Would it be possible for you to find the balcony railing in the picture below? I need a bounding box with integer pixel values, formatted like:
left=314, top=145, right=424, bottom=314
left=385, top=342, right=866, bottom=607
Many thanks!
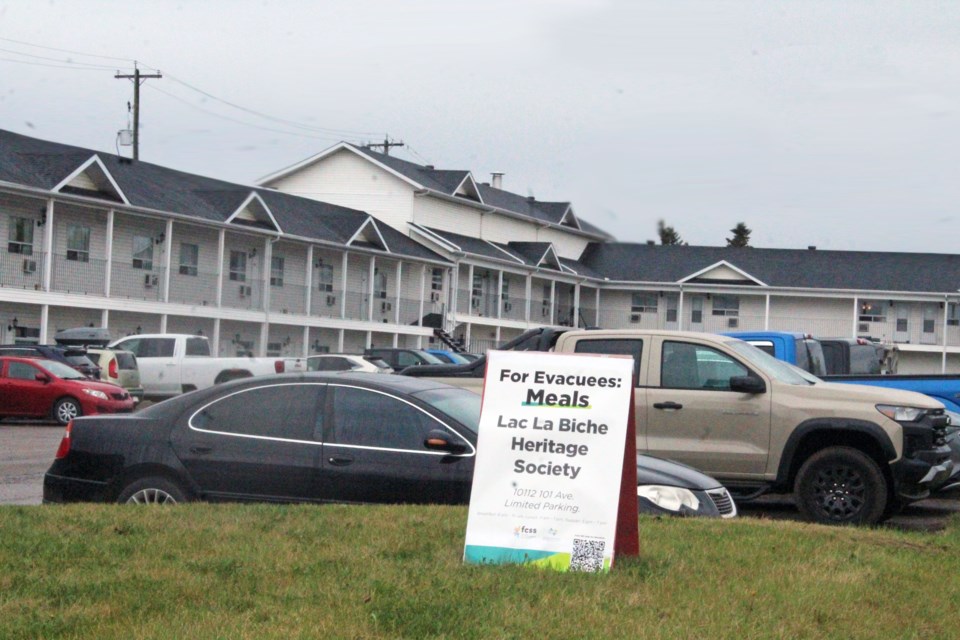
left=168, top=268, right=219, bottom=306
left=51, top=254, right=107, bottom=296
left=269, top=282, right=308, bottom=316
left=111, top=263, right=165, bottom=302
left=310, top=288, right=343, bottom=318
left=222, top=278, right=263, bottom=311
left=0, top=249, right=44, bottom=290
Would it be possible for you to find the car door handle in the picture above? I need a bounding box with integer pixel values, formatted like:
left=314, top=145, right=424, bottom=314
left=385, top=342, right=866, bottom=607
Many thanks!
left=653, top=402, right=683, bottom=410
left=189, top=446, right=212, bottom=455
left=328, top=456, right=354, bottom=466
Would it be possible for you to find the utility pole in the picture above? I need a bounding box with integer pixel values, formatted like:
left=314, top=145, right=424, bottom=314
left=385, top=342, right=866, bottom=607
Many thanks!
left=115, top=63, right=162, bottom=160
left=367, top=135, right=404, bottom=156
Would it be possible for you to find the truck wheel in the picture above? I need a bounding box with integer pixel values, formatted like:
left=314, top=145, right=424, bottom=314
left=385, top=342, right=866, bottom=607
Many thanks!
left=215, top=370, right=252, bottom=384
left=53, top=397, right=82, bottom=425
left=794, top=446, right=887, bottom=525
left=118, top=476, right=190, bottom=504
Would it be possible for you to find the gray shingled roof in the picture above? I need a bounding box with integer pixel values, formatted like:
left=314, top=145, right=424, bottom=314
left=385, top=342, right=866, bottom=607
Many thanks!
left=578, top=244, right=960, bottom=293
left=348, top=143, right=611, bottom=238
left=0, top=129, right=446, bottom=263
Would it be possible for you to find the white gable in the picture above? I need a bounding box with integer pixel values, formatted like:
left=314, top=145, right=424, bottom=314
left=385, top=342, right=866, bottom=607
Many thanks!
left=679, top=260, right=766, bottom=286
left=226, top=192, right=282, bottom=233
left=347, top=217, right=390, bottom=252
left=53, top=155, right=129, bottom=204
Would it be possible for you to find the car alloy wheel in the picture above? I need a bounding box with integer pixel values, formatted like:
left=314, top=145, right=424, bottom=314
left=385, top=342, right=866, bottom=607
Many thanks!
left=118, top=476, right=190, bottom=505
left=53, top=398, right=81, bottom=426
left=126, top=488, right=179, bottom=504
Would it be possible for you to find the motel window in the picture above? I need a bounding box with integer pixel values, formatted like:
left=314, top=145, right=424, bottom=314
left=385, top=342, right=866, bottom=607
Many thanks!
left=179, top=243, right=199, bottom=276
left=66, top=225, right=90, bottom=262
left=132, top=235, right=154, bottom=270
left=7, top=217, right=33, bottom=255
left=229, top=250, right=247, bottom=282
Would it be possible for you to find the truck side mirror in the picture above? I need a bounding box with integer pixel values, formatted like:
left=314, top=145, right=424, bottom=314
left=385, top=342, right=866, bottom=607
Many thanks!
left=730, top=375, right=765, bottom=394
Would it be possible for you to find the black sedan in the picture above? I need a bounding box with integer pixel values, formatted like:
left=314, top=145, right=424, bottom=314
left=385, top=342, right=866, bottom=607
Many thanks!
left=43, top=373, right=736, bottom=518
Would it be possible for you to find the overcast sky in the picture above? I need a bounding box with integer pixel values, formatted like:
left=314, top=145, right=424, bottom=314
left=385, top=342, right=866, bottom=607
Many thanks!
left=2, top=1, right=960, bottom=254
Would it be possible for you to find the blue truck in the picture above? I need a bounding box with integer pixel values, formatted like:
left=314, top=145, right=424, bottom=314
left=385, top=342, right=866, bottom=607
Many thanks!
left=723, top=331, right=827, bottom=376
left=727, top=331, right=960, bottom=413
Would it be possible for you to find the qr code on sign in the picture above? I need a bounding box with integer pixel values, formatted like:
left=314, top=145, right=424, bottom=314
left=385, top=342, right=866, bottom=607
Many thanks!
left=570, top=537, right=605, bottom=572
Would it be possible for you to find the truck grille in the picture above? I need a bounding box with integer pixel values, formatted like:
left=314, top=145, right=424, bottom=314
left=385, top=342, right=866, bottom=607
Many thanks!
left=706, top=488, right=737, bottom=518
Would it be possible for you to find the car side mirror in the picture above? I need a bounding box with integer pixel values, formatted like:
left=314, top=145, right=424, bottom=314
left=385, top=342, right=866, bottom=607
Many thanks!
left=35, top=373, right=51, bottom=383
left=730, top=375, right=765, bottom=394
left=424, top=429, right=467, bottom=454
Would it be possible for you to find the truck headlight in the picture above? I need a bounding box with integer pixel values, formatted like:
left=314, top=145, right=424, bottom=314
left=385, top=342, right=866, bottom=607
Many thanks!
left=82, top=389, right=109, bottom=400
left=876, top=405, right=925, bottom=422
left=637, top=485, right=700, bottom=513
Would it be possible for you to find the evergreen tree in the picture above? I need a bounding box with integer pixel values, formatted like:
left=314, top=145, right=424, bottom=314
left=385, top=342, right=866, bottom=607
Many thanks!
left=657, top=219, right=685, bottom=245
left=726, top=222, right=752, bottom=247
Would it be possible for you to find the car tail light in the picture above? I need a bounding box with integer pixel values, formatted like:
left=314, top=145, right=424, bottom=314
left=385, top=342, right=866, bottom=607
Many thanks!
left=109, top=359, right=119, bottom=379
left=275, top=360, right=285, bottom=373
left=54, top=420, right=73, bottom=459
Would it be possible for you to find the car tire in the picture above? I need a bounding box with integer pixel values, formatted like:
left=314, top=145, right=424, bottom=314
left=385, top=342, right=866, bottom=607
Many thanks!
left=794, top=446, right=887, bottom=525
left=117, top=476, right=190, bottom=505
left=52, top=397, right=82, bottom=426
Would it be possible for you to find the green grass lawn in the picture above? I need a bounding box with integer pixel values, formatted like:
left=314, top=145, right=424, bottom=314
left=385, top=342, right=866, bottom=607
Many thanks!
left=2, top=504, right=959, bottom=639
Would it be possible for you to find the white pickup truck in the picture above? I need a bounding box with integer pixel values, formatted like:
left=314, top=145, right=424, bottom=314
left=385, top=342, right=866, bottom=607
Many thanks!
left=108, top=334, right=287, bottom=400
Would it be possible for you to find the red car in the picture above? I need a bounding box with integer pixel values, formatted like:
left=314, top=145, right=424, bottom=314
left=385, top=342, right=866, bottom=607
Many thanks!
left=0, top=356, right=135, bottom=425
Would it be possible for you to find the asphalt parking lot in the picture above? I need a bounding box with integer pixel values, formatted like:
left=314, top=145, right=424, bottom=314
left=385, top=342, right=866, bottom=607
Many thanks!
left=3, top=421, right=959, bottom=530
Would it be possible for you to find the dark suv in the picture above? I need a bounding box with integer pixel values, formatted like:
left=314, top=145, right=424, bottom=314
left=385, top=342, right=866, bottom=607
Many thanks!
left=0, top=345, right=101, bottom=379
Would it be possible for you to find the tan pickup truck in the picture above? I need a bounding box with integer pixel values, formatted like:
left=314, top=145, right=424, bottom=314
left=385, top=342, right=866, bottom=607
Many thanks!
left=403, top=329, right=952, bottom=525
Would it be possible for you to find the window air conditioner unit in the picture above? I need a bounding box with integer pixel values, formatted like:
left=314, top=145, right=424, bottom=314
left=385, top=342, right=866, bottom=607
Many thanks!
left=727, top=317, right=739, bottom=328
left=144, top=274, right=158, bottom=287
left=326, top=294, right=336, bottom=306
left=239, top=285, right=252, bottom=297
left=381, top=301, right=392, bottom=312
left=22, top=259, right=37, bottom=274
left=630, top=313, right=641, bottom=323
left=858, top=322, right=870, bottom=333
left=430, top=291, right=441, bottom=303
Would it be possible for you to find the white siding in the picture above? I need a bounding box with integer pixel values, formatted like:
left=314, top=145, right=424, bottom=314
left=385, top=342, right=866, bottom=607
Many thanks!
left=414, top=196, right=482, bottom=238
left=537, top=226, right=591, bottom=261
left=268, top=148, right=415, bottom=232
left=768, top=296, right=854, bottom=337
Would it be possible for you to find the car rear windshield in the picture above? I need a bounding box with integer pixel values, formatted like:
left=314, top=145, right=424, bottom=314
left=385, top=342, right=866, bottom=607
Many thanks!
left=363, top=357, right=391, bottom=370
left=64, top=354, right=97, bottom=369
left=114, top=352, right=137, bottom=370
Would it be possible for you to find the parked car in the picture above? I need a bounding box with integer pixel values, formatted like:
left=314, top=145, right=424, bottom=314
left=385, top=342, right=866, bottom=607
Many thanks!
left=85, top=347, right=145, bottom=404
left=0, top=356, right=135, bottom=424
left=0, top=344, right=101, bottom=379
left=43, top=372, right=736, bottom=517
left=424, top=349, right=472, bottom=364
left=363, top=348, right=446, bottom=370
left=303, top=354, right=393, bottom=374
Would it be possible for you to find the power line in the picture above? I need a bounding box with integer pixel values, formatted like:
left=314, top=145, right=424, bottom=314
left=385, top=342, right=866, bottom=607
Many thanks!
left=0, top=36, right=134, bottom=62
left=0, top=46, right=126, bottom=71
left=146, top=83, right=352, bottom=142
left=0, top=56, right=116, bottom=72
left=160, top=72, right=382, bottom=138
left=1, top=36, right=402, bottom=149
